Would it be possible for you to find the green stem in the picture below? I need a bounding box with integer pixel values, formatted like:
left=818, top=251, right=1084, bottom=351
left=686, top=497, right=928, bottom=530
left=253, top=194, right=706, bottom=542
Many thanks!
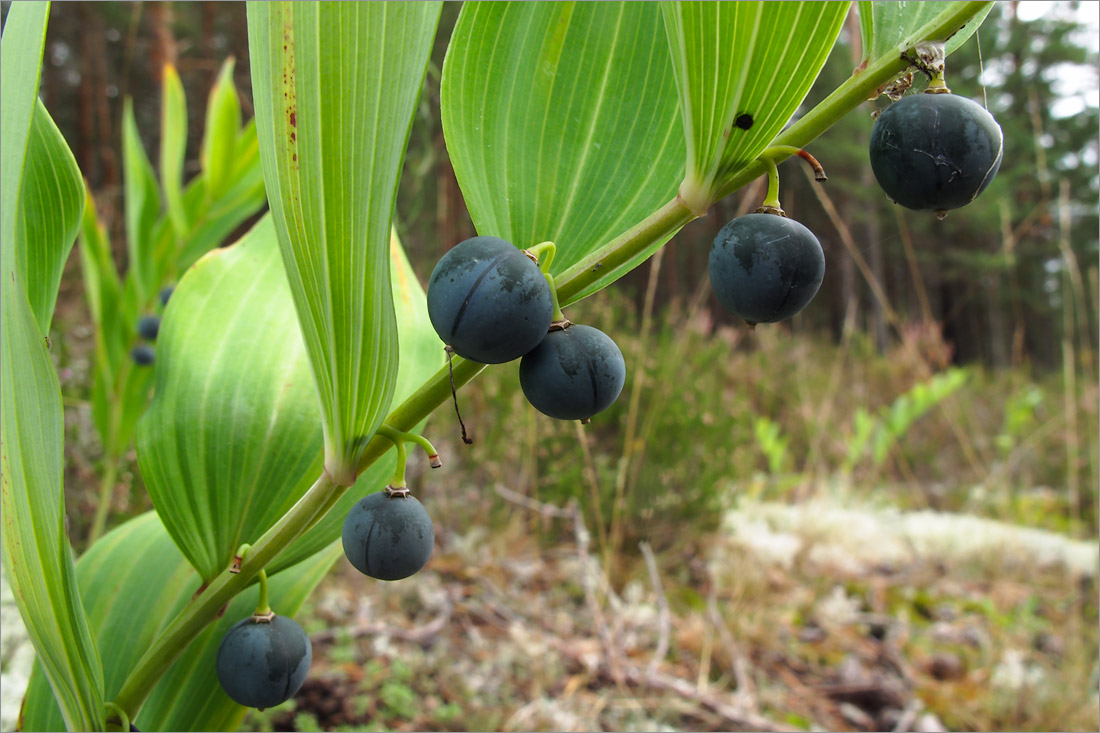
left=527, top=241, right=556, bottom=272
left=390, top=439, right=408, bottom=488
left=254, top=568, right=271, bottom=616
left=760, top=157, right=781, bottom=211
left=107, top=2, right=993, bottom=720
left=545, top=272, right=566, bottom=322
left=232, top=544, right=271, bottom=615
left=375, top=423, right=440, bottom=467
left=87, top=456, right=119, bottom=545
left=104, top=701, right=129, bottom=732
left=556, top=195, right=697, bottom=306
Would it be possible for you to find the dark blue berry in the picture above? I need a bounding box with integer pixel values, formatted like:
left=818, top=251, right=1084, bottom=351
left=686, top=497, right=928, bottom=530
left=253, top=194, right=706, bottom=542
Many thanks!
left=341, top=491, right=434, bottom=581
left=427, top=236, right=553, bottom=364
left=131, top=345, right=156, bottom=366
left=870, top=92, right=1003, bottom=212
left=159, top=285, right=174, bottom=306
left=708, top=213, right=825, bottom=326
left=216, top=614, right=312, bottom=710
left=519, top=324, right=625, bottom=422
left=137, top=315, right=160, bottom=341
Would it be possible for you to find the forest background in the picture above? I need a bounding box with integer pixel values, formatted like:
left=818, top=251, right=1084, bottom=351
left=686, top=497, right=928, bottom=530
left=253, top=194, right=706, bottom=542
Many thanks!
left=2, top=2, right=1098, bottom=732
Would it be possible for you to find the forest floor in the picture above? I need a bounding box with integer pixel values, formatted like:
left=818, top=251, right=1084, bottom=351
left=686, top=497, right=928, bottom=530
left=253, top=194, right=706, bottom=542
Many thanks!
left=235, top=489, right=1098, bottom=733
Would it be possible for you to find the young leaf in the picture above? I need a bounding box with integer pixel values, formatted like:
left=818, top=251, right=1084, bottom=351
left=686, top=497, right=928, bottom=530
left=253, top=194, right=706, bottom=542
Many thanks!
left=122, top=98, right=162, bottom=303
left=160, top=64, right=189, bottom=238
left=248, top=1, right=442, bottom=484
left=857, top=1, right=994, bottom=74
left=77, top=189, right=121, bottom=350
left=15, top=100, right=85, bottom=335
left=661, top=1, right=849, bottom=210
left=19, top=511, right=339, bottom=733
left=441, top=1, right=685, bottom=303
left=200, top=57, right=242, bottom=202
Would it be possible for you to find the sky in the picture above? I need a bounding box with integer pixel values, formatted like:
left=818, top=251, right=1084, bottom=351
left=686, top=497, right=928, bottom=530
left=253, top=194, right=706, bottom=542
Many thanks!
left=1016, top=0, right=1100, bottom=117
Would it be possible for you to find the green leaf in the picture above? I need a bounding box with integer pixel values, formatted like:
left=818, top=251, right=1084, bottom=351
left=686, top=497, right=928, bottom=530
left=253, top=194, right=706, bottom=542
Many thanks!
left=15, top=100, right=85, bottom=335
left=77, top=189, right=122, bottom=349
left=200, top=57, right=242, bottom=202
left=248, top=1, right=442, bottom=483
left=661, top=1, right=850, bottom=208
left=136, top=216, right=444, bottom=581
left=1, top=5, right=106, bottom=729
left=160, top=64, right=189, bottom=238
left=20, top=511, right=340, bottom=733
left=176, top=120, right=267, bottom=275
left=441, top=1, right=685, bottom=303
left=122, top=97, right=162, bottom=303
left=2, top=278, right=106, bottom=733
left=857, top=1, right=994, bottom=73
left=0, top=0, right=49, bottom=256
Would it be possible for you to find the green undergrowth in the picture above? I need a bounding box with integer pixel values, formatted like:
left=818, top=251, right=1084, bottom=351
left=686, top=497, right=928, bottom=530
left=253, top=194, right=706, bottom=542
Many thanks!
left=434, top=289, right=1098, bottom=550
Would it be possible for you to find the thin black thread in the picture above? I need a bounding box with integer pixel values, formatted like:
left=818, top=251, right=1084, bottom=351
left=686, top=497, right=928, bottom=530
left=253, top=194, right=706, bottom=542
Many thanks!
left=446, top=346, right=473, bottom=444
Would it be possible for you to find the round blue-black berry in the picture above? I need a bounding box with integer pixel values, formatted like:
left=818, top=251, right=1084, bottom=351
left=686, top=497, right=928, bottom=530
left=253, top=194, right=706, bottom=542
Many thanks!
left=159, top=285, right=175, bottom=307
left=216, top=614, right=312, bottom=710
left=131, top=344, right=156, bottom=366
left=520, top=324, right=625, bottom=422
left=869, top=92, right=1003, bottom=212
left=341, top=491, right=434, bottom=581
left=708, top=213, right=825, bottom=326
left=137, top=315, right=160, bottom=341
left=427, top=236, right=553, bottom=364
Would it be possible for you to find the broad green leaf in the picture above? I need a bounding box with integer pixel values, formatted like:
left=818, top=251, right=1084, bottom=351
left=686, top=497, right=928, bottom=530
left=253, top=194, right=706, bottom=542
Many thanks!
left=661, top=1, right=850, bottom=208
left=441, top=1, right=685, bottom=303
left=15, top=100, right=85, bottom=335
left=122, top=98, right=162, bottom=303
left=161, top=64, right=189, bottom=237
left=201, top=57, right=243, bottom=203
left=1, top=5, right=105, bottom=730
left=137, top=216, right=444, bottom=581
left=21, top=511, right=340, bottom=733
left=857, top=1, right=995, bottom=74
left=0, top=0, right=48, bottom=255
left=248, top=1, right=442, bottom=483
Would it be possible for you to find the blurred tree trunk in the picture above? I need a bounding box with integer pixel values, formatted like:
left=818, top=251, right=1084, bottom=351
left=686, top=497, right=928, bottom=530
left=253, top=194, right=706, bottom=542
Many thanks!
left=863, top=163, right=887, bottom=352
left=148, top=2, right=178, bottom=76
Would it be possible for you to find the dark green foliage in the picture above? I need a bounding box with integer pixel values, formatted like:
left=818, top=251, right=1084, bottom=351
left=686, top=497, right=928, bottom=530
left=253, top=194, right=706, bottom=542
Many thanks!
left=159, top=285, right=174, bottom=307
left=708, top=213, right=825, bottom=325
left=131, top=345, right=155, bottom=366
left=216, top=614, right=312, bottom=710
left=137, top=315, right=160, bottom=341
left=519, top=324, right=626, bottom=421
left=341, top=491, right=435, bottom=581
left=869, top=92, right=1003, bottom=212
left=427, top=236, right=553, bottom=364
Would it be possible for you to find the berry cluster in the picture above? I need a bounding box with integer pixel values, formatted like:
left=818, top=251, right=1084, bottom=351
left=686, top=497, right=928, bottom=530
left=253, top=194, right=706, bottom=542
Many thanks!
left=130, top=285, right=174, bottom=367
left=427, top=236, right=626, bottom=424
left=213, top=79, right=1001, bottom=715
